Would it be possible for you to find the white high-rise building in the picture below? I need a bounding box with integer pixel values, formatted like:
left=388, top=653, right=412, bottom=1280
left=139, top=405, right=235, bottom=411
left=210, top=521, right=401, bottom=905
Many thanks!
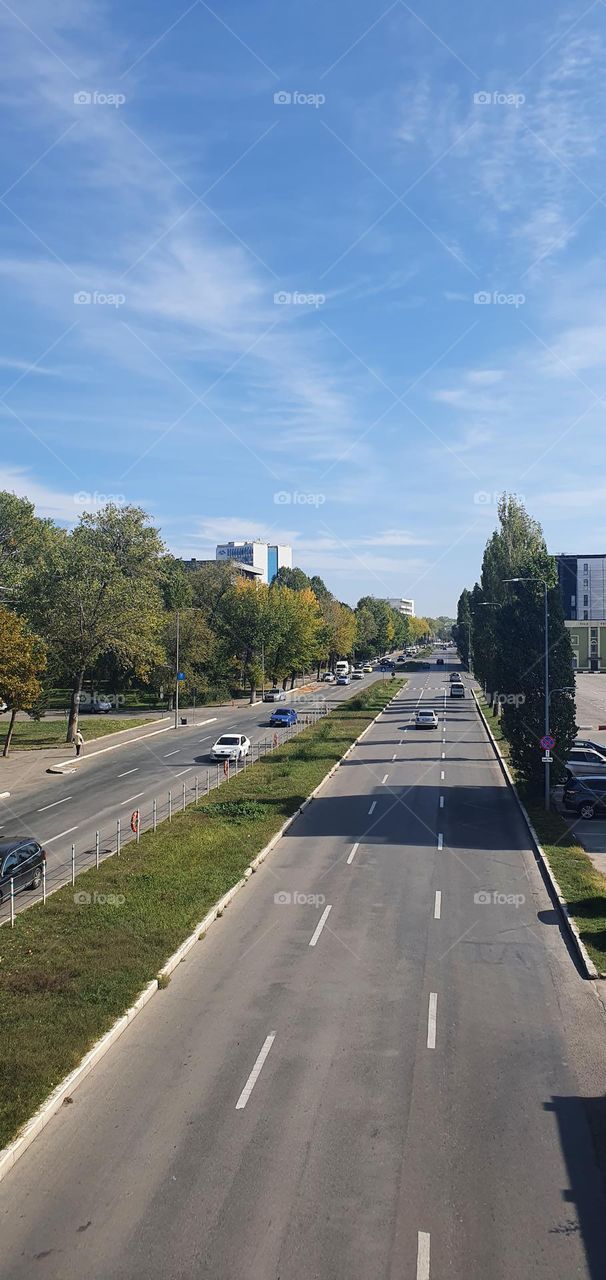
left=215, top=540, right=292, bottom=584
left=388, top=597, right=415, bottom=616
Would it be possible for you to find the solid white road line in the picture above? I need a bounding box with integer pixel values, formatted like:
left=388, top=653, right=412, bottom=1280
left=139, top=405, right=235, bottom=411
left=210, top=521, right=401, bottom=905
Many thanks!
left=368, top=800, right=377, bottom=814
left=439, top=795, right=444, bottom=809
left=45, top=826, right=78, bottom=844
left=427, top=993, right=438, bottom=1049
left=347, top=842, right=359, bottom=865
left=381, top=773, right=389, bottom=784
left=309, top=905, right=332, bottom=947
left=37, top=796, right=72, bottom=812
left=122, top=791, right=145, bottom=805
left=437, top=833, right=443, bottom=850
left=417, top=1230, right=431, bottom=1279
left=117, top=768, right=138, bottom=778
left=235, top=1033, right=276, bottom=1110
left=164, top=749, right=180, bottom=757
left=434, top=891, right=442, bottom=919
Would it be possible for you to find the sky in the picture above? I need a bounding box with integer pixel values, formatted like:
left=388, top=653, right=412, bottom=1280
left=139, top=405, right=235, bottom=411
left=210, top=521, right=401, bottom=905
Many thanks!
left=2, top=0, right=606, bottom=614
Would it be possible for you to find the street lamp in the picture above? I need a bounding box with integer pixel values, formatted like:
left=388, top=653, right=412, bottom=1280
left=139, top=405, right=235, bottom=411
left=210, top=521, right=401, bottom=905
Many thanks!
left=503, top=577, right=550, bottom=810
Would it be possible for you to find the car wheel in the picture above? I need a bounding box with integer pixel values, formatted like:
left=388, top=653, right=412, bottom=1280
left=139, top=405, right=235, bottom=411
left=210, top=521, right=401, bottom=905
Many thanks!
left=579, top=803, right=595, bottom=820
left=28, top=866, right=42, bottom=890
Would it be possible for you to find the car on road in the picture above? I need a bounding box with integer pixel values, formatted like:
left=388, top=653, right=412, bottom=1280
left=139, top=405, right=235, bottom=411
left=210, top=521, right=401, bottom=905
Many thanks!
left=564, top=747, right=606, bottom=779
left=263, top=687, right=285, bottom=702
left=415, top=709, right=438, bottom=728
left=336, top=674, right=350, bottom=685
left=89, top=697, right=113, bottom=714
left=322, top=672, right=336, bottom=683
left=450, top=683, right=465, bottom=699
left=436, top=657, right=444, bottom=665
left=363, top=664, right=373, bottom=673
left=0, top=839, right=46, bottom=903
left=269, top=707, right=297, bottom=727
left=562, top=774, right=606, bottom=819
left=210, top=733, right=251, bottom=761
left=449, top=672, right=463, bottom=683
left=351, top=668, right=364, bottom=679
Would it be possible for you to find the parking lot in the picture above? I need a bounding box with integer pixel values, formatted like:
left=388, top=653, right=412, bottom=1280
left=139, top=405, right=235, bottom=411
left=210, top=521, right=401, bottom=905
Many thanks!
left=553, top=672, right=606, bottom=871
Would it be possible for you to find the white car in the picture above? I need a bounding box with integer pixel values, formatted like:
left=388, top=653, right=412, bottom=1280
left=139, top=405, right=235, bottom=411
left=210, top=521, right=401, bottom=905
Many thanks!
left=210, top=733, right=251, bottom=761
left=89, top=698, right=113, bottom=714
left=415, top=709, right=438, bottom=729
left=351, top=668, right=364, bottom=679
left=0, top=699, right=7, bottom=713
left=263, top=687, right=285, bottom=702
left=322, top=672, right=336, bottom=683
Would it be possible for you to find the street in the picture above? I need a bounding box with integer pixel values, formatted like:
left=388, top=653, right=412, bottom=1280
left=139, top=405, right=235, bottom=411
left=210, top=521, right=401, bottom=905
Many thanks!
left=1, top=656, right=605, bottom=1278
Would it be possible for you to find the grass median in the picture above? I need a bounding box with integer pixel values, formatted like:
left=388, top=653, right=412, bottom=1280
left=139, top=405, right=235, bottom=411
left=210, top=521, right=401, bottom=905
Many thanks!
left=0, top=678, right=403, bottom=1150
left=479, top=694, right=606, bottom=973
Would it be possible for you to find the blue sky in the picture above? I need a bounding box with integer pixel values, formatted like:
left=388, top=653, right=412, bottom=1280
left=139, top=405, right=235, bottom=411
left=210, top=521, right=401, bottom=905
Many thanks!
left=2, top=0, right=606, bottom=613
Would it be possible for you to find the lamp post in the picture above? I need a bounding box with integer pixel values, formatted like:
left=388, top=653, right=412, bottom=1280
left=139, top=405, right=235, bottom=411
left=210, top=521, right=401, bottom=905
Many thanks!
left=174, top=609, right=180, bottom=730
left=504, top=577, right=550, bottom=810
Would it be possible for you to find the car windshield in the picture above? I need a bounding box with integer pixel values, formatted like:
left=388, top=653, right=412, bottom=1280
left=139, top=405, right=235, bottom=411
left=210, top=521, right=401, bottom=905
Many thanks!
left=217, top=736, right=239, bottom=746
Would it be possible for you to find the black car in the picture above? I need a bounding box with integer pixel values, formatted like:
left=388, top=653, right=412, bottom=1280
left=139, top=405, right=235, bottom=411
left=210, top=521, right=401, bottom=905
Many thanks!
left=0, top=838, right=46, bottom=903
left=562, top=775, right=606, bottom=819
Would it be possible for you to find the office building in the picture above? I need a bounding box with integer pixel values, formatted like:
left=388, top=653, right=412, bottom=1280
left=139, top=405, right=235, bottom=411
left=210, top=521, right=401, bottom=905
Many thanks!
left=557, top=554, right=606, bottom=672
left=388, top=597, right=415, bottom=616
left=215, top=540, right=292, bottom=584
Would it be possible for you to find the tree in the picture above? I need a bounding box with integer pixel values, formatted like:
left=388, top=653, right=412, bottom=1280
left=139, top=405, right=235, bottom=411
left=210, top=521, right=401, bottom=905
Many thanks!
left=0, top=607, right=46, bottom=756
left=453, top=589, right=472, bottom=667
left=272, top=565, right=311, bottom=591
left=27, top=505, right=165, bottom=741
left=0, top=491, right=59, bottom=599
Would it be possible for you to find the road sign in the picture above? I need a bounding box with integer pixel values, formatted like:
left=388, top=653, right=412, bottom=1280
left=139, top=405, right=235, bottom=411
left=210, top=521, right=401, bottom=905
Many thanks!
left=540, top=734, right=555, bottom=751
left=177, top=672, right=186, bottom=681
left=542, top=752, right=552, bottom=763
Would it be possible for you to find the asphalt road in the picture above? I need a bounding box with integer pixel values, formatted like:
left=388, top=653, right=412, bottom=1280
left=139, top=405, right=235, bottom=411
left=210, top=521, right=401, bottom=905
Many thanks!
left=0, top=672, right=382, bottom=923
left=1, top=654, right=605, bottom=1278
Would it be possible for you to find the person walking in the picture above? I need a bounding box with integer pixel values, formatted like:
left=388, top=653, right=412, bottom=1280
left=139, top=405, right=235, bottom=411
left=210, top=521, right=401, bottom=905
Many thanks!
left=74, top=728, right=84, bottom=757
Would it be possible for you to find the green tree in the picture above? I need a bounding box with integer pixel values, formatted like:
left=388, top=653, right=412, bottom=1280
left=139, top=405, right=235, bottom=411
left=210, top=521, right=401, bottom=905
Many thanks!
left=0, top=606, right=46, bottom=756
left=0, top=491, right=59, bottom=599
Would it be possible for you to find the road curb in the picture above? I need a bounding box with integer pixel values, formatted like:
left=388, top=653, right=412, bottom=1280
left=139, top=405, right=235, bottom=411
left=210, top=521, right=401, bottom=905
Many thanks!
left=0, top=682, right=401, bottom=1185
left=472, top=689, right=599, bottom=981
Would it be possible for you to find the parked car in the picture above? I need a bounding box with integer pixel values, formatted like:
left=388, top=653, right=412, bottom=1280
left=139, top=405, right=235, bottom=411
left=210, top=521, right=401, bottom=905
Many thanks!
left=450, top=683, right=465, bottom=699
left=351, top=668, right=364, bottom=680
left=270, top=707, right=297, bottom=727
left=322, top=672, right=336, bottom=683
left=0, top=839, right=46, bottom=903
left=210, top=734, right=251, bottom=761
left=264, top=687, right=285, bottom=702
left=436, top=657, right=444, bottom=665
left=415, top=709, right=438, bottom=728
left=336, top=674, right=350, bottom=685
left=564, top=747, right=606, bottom=779
left=89, top=697, right=113, bottom=714
left=0, top=699, right=7, bottom=713
left=574, top=738, right=606, bottom=759
left=562, top=775, right=606, bottom=819
left=449, top=672, right=463, bottom=683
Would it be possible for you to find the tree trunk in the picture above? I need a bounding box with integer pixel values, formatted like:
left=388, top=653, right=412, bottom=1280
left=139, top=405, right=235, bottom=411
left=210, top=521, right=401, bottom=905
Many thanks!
left=3, top=708, right=17, bottom=758
left=249, top=682, right=257, bottom=704
left=67, top=669, right=85, bottom=743
left=290, top=670, right=296, bottom=690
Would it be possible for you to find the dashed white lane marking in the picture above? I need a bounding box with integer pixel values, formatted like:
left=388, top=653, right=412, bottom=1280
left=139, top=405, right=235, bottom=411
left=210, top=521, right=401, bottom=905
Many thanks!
left=347, top=842, right=359, bottom=865
left=199, top=735, right=212, bottom=742
left=117, top=768, right=138, bottom=778
left=38, top=796, right=72, bottom=812
left=309, top=904, right=332, bottom=947
left=198, top=717, right=218, bottom=726
left=381, top=773, right=389, bottom=784
left=434, top=891, right=442, bottom=919
left=439, top=795, right=444, bottom=809
left=437, top=833, right=443, bottom=850
left=235, top=1034, right=276, bottom=1110
left=45, top=826, right=79, bottom=844
left=164, top=749, right=180, bottom=757
left=417, top=1230, right=431, bottom=1278
left=368, top=800, right=377, bottom=814
left=440, top=770, right=444, bottom=780
left=174, top=767, right=192, bottom=777
left=441, top=751, right=445, bottom=759
left=392, top=753, right=397, bottom=761
left=427, top=993, right=438, bottom=1049
left=121, top=791, right=145, bottom=805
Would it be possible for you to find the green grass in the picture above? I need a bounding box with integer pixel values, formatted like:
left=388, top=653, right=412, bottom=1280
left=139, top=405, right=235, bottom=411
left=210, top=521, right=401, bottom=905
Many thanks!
left=478, top=694, right=606, bottom=972
left=0, top=679, right=403, bottom=1149
left=4, top=717, right=159, bottom=751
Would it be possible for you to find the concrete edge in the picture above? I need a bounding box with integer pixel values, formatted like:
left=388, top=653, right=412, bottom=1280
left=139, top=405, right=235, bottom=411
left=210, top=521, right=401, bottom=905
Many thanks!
left=0, top=681, right=401, bottom=1184
left=472, top=688, right=600, bottom=981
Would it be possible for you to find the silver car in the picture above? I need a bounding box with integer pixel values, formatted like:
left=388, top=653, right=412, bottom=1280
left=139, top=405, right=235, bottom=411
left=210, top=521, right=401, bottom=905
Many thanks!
left=564, top=747, right=606, bottom=779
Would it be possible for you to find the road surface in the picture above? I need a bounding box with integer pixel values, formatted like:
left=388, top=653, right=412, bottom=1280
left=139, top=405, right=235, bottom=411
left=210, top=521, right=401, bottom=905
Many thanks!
left=1, top=655, right=605, bottom=1278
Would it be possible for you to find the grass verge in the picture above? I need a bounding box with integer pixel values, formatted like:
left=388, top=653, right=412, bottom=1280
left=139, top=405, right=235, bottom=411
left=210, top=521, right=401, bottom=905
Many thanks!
left=4, top=716, right=159, bottom=751
left=0, top=679, right=403, bottom=1150
left=478, top=693, right=606, bottom=972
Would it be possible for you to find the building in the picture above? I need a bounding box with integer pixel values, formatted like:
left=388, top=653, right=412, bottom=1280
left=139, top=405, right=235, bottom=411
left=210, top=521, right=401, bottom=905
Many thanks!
left=215, top=540, right=292, bottom=585
left=388, top=597, right=415, bottom=616
left=557, top=555, right=606, bottom=671
left=181, top=557, right=262, bottom=581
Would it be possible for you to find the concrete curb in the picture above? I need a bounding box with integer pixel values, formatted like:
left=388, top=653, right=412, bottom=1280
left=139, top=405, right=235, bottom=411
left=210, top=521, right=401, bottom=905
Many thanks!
left=0, top=683, right=401, bottom=1185
left=472, top=688, right=599, bottom=981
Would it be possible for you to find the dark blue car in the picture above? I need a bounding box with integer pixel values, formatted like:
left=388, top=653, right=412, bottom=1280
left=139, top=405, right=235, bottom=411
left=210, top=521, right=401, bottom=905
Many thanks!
left=269, top=707, right=297, bottom=727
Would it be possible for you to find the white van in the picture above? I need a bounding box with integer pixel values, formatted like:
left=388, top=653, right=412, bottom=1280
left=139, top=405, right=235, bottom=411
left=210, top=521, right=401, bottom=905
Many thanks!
left=335, top=660, right=350, bottom=677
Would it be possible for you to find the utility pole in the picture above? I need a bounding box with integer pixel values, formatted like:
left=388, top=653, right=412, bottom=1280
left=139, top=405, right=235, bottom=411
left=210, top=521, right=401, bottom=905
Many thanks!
left=174, top=609, right=180, bottom=730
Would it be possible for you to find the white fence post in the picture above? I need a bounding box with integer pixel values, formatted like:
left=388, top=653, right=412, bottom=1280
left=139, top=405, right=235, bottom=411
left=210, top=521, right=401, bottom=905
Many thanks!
left=71, top=843, right=75, bottom=885
left=10, top=876, right=14, bottom=928
left=43, top=859, right=47, bottom=904
left=117, top=818, right=121, bottom=856
left=182, top=782, right=186, bottom=812
left=195, top=775, right=199, bottom=804
left=153, top=798, right=157, bottom=832
left=95, top=830, right=100, bottom=870
left=168, top=790, right=172, bottom=823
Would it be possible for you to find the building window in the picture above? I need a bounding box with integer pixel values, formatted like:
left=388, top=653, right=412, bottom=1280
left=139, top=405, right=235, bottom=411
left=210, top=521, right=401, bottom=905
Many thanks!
left=584, top=578, right=589, bottom=588
left=584, top=611, right=589, bottom=620
left=584, top=562, right=588, bottom=571
left=584, top=595, right=589, bottom=606
left=591, top=628, right=598, bottom=639
left=570, top=635, right=579, bottom=646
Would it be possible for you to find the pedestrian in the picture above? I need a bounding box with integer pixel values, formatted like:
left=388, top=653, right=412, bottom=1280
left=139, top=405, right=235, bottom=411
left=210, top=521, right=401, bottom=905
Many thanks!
left=74, top=728, right=84, bottom=757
